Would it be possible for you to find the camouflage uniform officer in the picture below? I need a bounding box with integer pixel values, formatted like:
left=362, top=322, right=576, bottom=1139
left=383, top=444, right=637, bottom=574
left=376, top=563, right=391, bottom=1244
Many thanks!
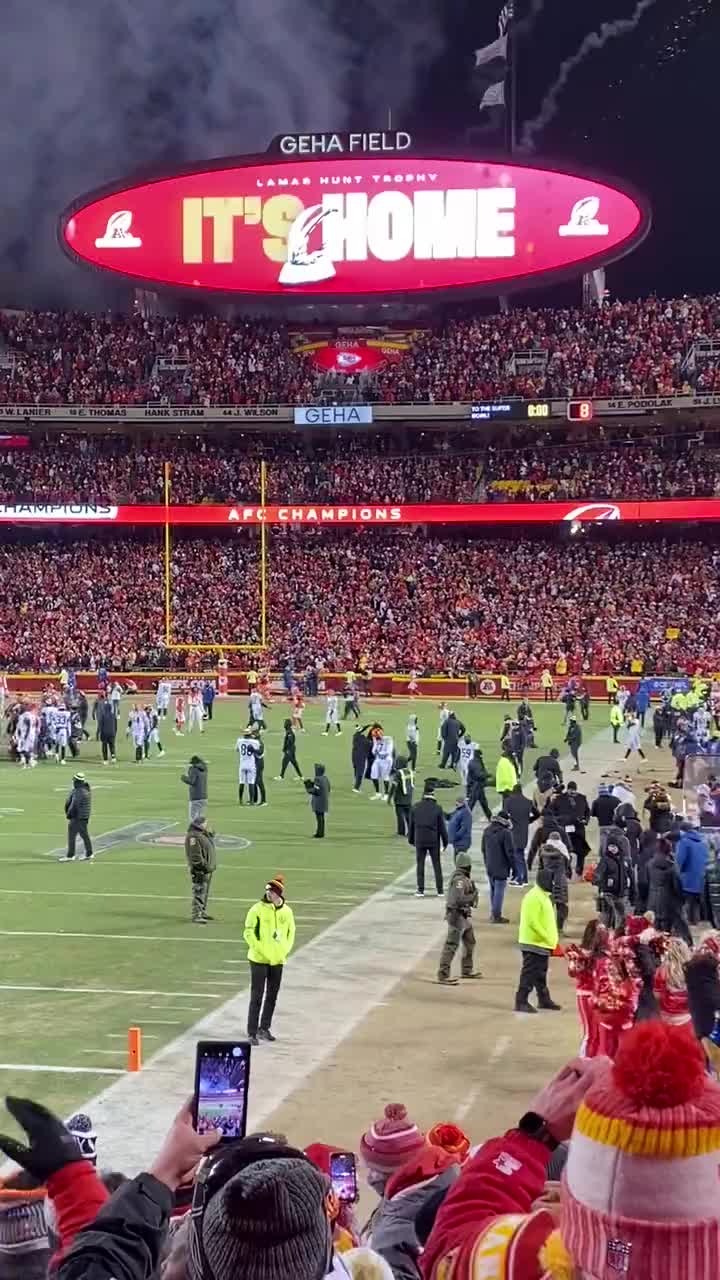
left=184, top=816, right=216, bottom=924
left=437, top=851, right=481, bottom=985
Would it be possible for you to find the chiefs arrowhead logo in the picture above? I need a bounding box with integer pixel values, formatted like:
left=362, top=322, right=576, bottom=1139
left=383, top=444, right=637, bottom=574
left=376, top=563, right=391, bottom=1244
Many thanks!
left=563, top=503, right=622, bottom=522
left=336, top=352, right=362, bottom=368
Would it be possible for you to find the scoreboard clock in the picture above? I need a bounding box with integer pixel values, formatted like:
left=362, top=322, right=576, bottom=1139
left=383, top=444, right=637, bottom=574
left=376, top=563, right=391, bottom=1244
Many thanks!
left=567, top=399, right=594, bottom=421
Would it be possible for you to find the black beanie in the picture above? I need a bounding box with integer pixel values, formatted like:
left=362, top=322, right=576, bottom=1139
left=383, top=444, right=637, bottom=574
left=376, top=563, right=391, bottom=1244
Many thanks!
left=193, top=1156, right=331, bottom=1280
left=537, top=868, right=555, bottom=893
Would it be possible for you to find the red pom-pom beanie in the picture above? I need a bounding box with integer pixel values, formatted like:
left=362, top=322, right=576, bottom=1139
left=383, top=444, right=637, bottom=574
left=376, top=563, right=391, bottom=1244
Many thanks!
left=562, top=1022, right=720, bottom=1279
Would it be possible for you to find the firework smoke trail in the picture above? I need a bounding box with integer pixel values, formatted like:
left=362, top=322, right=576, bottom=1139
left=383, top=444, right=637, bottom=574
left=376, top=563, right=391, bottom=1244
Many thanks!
left=520, top=0, right=658, bottom=149
left=0, top=0, right=442, bottom=304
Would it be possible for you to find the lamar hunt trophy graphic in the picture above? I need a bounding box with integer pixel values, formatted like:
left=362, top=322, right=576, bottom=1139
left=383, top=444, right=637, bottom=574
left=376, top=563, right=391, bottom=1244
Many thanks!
left=94, top=210, right=142, bottom=249
left=278, top=205, right=336, bottom=285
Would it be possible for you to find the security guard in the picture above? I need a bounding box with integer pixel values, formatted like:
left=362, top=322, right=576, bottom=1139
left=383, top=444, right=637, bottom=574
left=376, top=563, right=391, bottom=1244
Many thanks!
left=184, top=815, right=216, bottom=924
left=437, top=851, right=481, bottom=985
left=387, top=754, right=415, bottom=835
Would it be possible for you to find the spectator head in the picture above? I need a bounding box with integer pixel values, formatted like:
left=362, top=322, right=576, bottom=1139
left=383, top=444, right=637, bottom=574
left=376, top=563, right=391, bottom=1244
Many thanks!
left=0, top=1175, right=49, bottom=1280
left=454, top=795, right=467, bottom=809
left=550, top=749, right=560, bottom=760
left=264, top=876, right=285, bottom=906
left=560, top=1022, right=720, bottom=1280
left=187, top=1138, right=333, bottom=1280
left=512, top=783, right=523, bottom=795
left=422, top=780, right=436, bottom=797
left=66, top=1112, right=97, bottom=1166
left=455, top=852, right=472, bottom=872
left=536, top=868, right=554, bottom=893
left=359, top=1103, right=425, bottom=1194
left=567, top=781, right=578, bottom=793
left=425, top=1121, right=470, bottom=1164
left=580, top=918, right=608, bottom=952
left=284, top=718, right=292, bottom=731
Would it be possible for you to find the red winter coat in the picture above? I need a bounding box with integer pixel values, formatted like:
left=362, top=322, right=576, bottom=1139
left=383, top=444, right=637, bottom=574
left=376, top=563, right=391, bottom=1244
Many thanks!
left=420, top=1130, right=555, bottom=1279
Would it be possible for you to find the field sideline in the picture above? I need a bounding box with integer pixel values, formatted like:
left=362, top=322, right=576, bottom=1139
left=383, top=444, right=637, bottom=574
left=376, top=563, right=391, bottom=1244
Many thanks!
left=0, top=694, right=579, bottom=1130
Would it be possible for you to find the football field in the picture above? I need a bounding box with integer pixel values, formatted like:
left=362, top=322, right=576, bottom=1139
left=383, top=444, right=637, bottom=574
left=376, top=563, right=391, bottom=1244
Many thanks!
left=0, top=694, right=572, bottom=1126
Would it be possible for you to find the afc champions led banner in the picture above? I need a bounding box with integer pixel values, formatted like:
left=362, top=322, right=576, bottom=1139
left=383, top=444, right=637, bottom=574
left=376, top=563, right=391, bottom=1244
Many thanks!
left=60, top=156, right=649, bottom=296
left=1, top=498, right=719, bottom=525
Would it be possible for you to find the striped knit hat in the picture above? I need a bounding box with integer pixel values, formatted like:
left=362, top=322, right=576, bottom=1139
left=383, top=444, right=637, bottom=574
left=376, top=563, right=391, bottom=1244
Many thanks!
left=562, top=1021, right=720, bottom=1279
left=360, top=1104, right=425, bottom=1177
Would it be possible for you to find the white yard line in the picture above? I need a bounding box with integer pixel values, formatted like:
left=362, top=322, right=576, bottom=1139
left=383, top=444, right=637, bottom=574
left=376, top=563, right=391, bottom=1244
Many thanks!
left=0, top=888, right=361, bottom=906
left=78, top=860, right=449, bottom=1173
left=0, top=1064, right=125, bottom=1076
left=0, top=985, right=221, bottom=999
left=0, top=930, right=270, bottom=944
left=106, top=1034, right=159, bottom=1041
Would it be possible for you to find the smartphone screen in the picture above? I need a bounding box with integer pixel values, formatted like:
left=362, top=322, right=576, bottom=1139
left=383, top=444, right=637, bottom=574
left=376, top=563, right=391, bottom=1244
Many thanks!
left=329, top=1151, right=358, bottom=1203
left=193, top=1041, right=251, bottom=1143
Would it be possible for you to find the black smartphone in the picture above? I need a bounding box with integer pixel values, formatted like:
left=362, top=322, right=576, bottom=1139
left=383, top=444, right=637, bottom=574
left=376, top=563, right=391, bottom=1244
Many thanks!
left=193, top=1040, right=251, bottom=1144
left=329, top=1151, right=358, bottom=1203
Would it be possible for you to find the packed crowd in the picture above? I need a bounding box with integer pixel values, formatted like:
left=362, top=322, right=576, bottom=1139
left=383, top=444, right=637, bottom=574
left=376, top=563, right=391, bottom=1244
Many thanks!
left=2, top=292, right=720, bottom=407
left=0, top=529, right=717, bottom=674
left=5, top=986, right=720, bottom=1279
left=0, top=424, right=717, bottom=505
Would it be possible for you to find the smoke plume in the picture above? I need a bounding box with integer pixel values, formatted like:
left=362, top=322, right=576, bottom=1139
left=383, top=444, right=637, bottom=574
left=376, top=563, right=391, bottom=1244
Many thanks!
left=0, top=0, right=442, bottom=305
left=520, top=0, right=657, bottom=150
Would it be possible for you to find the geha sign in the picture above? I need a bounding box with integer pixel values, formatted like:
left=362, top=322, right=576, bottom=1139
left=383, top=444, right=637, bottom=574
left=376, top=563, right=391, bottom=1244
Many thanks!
left=61, top=156, right=649, bottom=296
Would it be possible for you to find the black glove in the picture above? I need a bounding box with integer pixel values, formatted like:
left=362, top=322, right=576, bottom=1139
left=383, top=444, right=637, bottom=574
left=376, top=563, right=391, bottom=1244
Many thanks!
left=0, top=1097, right=82, bottom=1181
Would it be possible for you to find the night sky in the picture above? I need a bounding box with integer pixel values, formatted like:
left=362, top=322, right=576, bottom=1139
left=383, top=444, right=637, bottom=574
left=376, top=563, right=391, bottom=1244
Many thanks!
left=421, top=0, right=718, bottom=301
left=0, top=0, right=716, bottom=307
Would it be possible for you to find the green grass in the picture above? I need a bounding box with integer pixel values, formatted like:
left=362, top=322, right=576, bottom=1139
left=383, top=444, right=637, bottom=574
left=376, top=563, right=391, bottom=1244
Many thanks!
left=0, top=695, right=571, bottom=1120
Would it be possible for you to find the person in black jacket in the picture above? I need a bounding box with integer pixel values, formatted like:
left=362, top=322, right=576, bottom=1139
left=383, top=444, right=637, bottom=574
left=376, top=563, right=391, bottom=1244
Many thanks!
left=60, top=774, right=93, bottom=862
left=94, top=692, right=116, bottom=764
left=590, top=786, right=620, bottom=853
left=408, top=782, right=448, bottom=897
left=686, top=940, right=720, bottom=1041
left=528, top=811, right=570, bottom=871
left=552, top=781, right=591, bottom=877
left=351, top=724, right=373, bottom=793
left=481, top=812, right=514, bottom=923
left=533, top=748, right=562, bottom=789
left=276, top=718, right=301, bottom=780
left=502, top=784, right=538, bottom=886
left=706, top=846, right=720, bottom=928
left=564, top=716, right=582, bottom=771
left=594, top=836, right=628, bottom=929
left=647, top=836, right=691, bottom=942
left=387, top=755, right=415, bottom=836
left=466, top=748, right=492, bottom=819
left=643, top=784, right=674, bottom=834
left=653, top=705, right=668, bottom=749
left=634, top=828, right=658, bottom=913
left=439, top=713, right=464, bottom=770
left=251, top=732, right=267, bottom=807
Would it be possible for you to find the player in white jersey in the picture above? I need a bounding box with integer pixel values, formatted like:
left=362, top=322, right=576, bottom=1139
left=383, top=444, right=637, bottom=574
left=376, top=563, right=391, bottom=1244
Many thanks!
left=694, top=704, right=710, bottom=739
left=248, top=690, right=267, bottom=730
left=110, top=682, right=122, bottom=720
left=323, top=692, right=341, bottom=735
left=54, top=705, right=72, bottom=764
left=144, top=705, right=165, bottom=758
left=236, top=732, right=260, bottom=803
left=15, top=707, right=38, bottom=767
left=188, top=686, right=204, bottom=734
left=156, top=679, right=171, bottom=718
left=370, top=734, right=395, bottom=798
left=437, top=703, right=449, bottom=754
left=406, top=714, right=420, bottom=769
left=457, top=733, right=478, bottom=785
left=129, top=705, right=149, bottom=763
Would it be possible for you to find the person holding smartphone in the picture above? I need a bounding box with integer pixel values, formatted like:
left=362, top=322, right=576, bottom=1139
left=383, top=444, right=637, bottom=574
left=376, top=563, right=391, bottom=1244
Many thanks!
left=243, top=875, right=296, bottom=1045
